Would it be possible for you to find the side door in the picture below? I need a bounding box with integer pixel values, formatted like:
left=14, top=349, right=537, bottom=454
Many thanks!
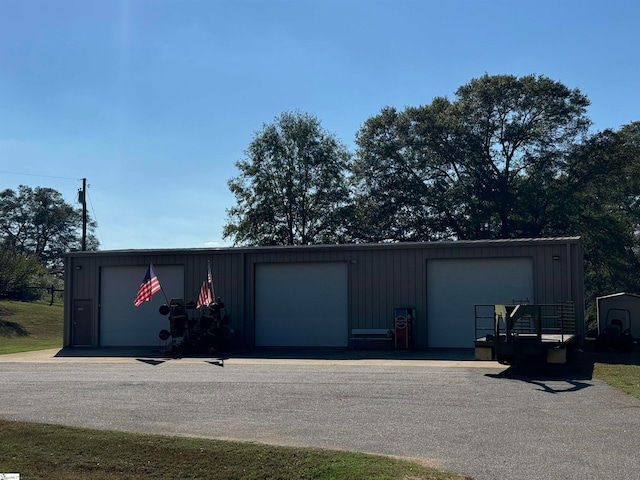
left=72, top=299, right=93, bottom=346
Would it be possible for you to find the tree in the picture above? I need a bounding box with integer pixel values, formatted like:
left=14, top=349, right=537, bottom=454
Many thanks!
left=0, top=185, right=99, bottom=268
left=561, top=122, right=640, bottom=328
left=353, top=74, right=591, bottom=241
left=0, top=246, right=46, bottom=298
left=224, top=111, right=352, bottom=246
left=352, top=100, right=483, bottom=242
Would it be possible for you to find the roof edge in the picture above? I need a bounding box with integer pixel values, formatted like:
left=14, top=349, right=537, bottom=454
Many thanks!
left=64, top=236, right=582, bottom=258
left=597, top=292, right=640, bottom=300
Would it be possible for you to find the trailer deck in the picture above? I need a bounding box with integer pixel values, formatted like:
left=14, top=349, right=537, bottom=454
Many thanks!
left=475, top=333, right=577, bottom=344
left=474, top=303, right=578, bottom=365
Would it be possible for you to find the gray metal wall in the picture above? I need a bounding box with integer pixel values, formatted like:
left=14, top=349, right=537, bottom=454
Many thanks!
left=64, top=238, right=584, bottom=349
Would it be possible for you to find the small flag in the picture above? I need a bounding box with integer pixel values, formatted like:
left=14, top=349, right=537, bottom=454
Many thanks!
left=197, top=280, right=212, bottom=307
left=134, top=263, right=162, bottom=307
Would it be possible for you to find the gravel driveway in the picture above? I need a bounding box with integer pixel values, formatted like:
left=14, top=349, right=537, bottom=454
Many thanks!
left=1, top=350, right=639, bottom=479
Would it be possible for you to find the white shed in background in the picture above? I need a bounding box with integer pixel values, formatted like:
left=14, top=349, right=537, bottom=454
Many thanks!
left=597, top=293, right=640, bottom=340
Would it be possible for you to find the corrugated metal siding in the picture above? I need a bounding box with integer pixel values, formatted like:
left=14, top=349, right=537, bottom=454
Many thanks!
left=64, top=238, right=584, bottom=349
left=342, top=242, right=583, bottom=347
left=65, top=251, right=245, bottom=348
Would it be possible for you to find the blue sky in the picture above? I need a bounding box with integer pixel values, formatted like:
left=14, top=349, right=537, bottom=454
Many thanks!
left=1, top=0, right=638, bottom=250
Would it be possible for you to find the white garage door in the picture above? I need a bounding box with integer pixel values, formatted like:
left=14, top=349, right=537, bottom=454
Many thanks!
left=100, top=265, right=184, bottom=346
left=427, top=258, right=534, bottom=348
left=255, top=263, right=348, bottom=347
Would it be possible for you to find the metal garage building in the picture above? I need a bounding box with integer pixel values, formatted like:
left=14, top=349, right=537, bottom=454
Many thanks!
left=63, top=237, right=584, bottom=350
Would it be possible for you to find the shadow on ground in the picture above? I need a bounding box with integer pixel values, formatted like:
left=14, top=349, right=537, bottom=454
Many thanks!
left=485, top=352, right=596, bottom=393
left=54, top=340, right=640, bottom=374
left=54, top=346, right=477, bottom=361
left=485, top=340, right=640, bottom=393
left=0, top=318, right=29, bottom=337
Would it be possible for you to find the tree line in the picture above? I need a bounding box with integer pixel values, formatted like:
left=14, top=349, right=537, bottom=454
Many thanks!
left=0, top=185, right=98, bottom=300
left=2, top=74, right=637, bottom=326
left=223, top=74, right=640, bottom=328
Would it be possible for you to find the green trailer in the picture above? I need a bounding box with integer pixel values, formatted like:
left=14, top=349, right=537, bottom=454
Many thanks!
left=474, top=303, right=578, bottom=365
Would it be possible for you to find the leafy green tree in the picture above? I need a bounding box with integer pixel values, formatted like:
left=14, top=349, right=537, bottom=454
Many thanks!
left=0, top=246, right=46, bottom=299
left=353, top=74, right=591, bottom=241
left=352, top=100, right=483, bottom=241
left=224, top=111, right=352, bottom=245
left=561, top=122, right=640, bottom=327
left=455, top=74, right=591, bottom=238
left=0, top=185, right=98, bottom=268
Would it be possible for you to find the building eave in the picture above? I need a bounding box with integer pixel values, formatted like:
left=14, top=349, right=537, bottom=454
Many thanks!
left=63, top=236, right=582, bottom=259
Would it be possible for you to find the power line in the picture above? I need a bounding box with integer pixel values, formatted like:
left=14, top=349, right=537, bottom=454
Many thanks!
left=1, top=171, right=105, bottom=247
left=0, top=170, right=80, bottom=181
left=86, top=186, right=105, bottom=248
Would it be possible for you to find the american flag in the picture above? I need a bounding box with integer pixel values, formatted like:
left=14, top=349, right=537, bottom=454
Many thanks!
left=197, top=280, right=212, bottom=307
left=134, top=264, right=162, bottom=307
left=197, top=263, right=215, bottom=307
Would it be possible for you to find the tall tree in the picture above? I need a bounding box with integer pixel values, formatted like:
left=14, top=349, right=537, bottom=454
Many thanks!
left=352, top=100, right=484, bottom=242
left=353, top=74, right=591, bottom=241
left=224, top=111, right=352, bottom=246
left=0, top=185, right=98, bottom=267
left=561, top=122, right=640, bottom=326
left=456, top=74, right=591, bottom=238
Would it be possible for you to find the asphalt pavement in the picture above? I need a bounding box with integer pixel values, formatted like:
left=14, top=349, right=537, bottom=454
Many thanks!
left=1, top=348, right=639, bottom=479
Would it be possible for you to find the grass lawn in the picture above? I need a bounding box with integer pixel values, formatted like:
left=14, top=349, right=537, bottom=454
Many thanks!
left=577, top=339, right=640, bottom=400
left=0, top=300, right=63, bottom=354
left=0, top=419, right=468, bottom=480
left=592, top=360, right=640, bottom=399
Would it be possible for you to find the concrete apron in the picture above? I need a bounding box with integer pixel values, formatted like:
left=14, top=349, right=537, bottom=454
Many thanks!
left=0, top=347, right=507, bottom=368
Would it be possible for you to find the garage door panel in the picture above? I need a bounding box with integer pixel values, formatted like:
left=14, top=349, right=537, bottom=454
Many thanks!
left=427, top=258, right=534, bottom=348
left=256, top=263, right=348, bottom=347
left=100, top=265, right=184, bottom=346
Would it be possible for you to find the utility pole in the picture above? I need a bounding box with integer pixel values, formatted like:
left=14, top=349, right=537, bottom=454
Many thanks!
left=78, top=178, right=87, bottom=251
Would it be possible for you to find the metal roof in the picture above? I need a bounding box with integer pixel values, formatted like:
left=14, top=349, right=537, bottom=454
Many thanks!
left=64, top=236, right=582, bottom=258
left=597, top=292, right=640, bottom=301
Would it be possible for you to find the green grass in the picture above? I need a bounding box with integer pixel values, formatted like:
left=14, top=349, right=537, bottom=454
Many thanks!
left=577, top=339, right=640, bottom=400
left=0, top=300, right=63, bottom=354
left=0, top=419, right=468, bottom=480
left=593, top=362, right=640, bottom=399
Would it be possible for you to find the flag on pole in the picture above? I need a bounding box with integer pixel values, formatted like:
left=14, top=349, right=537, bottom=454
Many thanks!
left=197, top=280, right=212, bottom=307
left=134, top=263, right=162, bottom=307
left=208, top=262, right=216, bottom=300
left=197, top=262, right=215, bottom=307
